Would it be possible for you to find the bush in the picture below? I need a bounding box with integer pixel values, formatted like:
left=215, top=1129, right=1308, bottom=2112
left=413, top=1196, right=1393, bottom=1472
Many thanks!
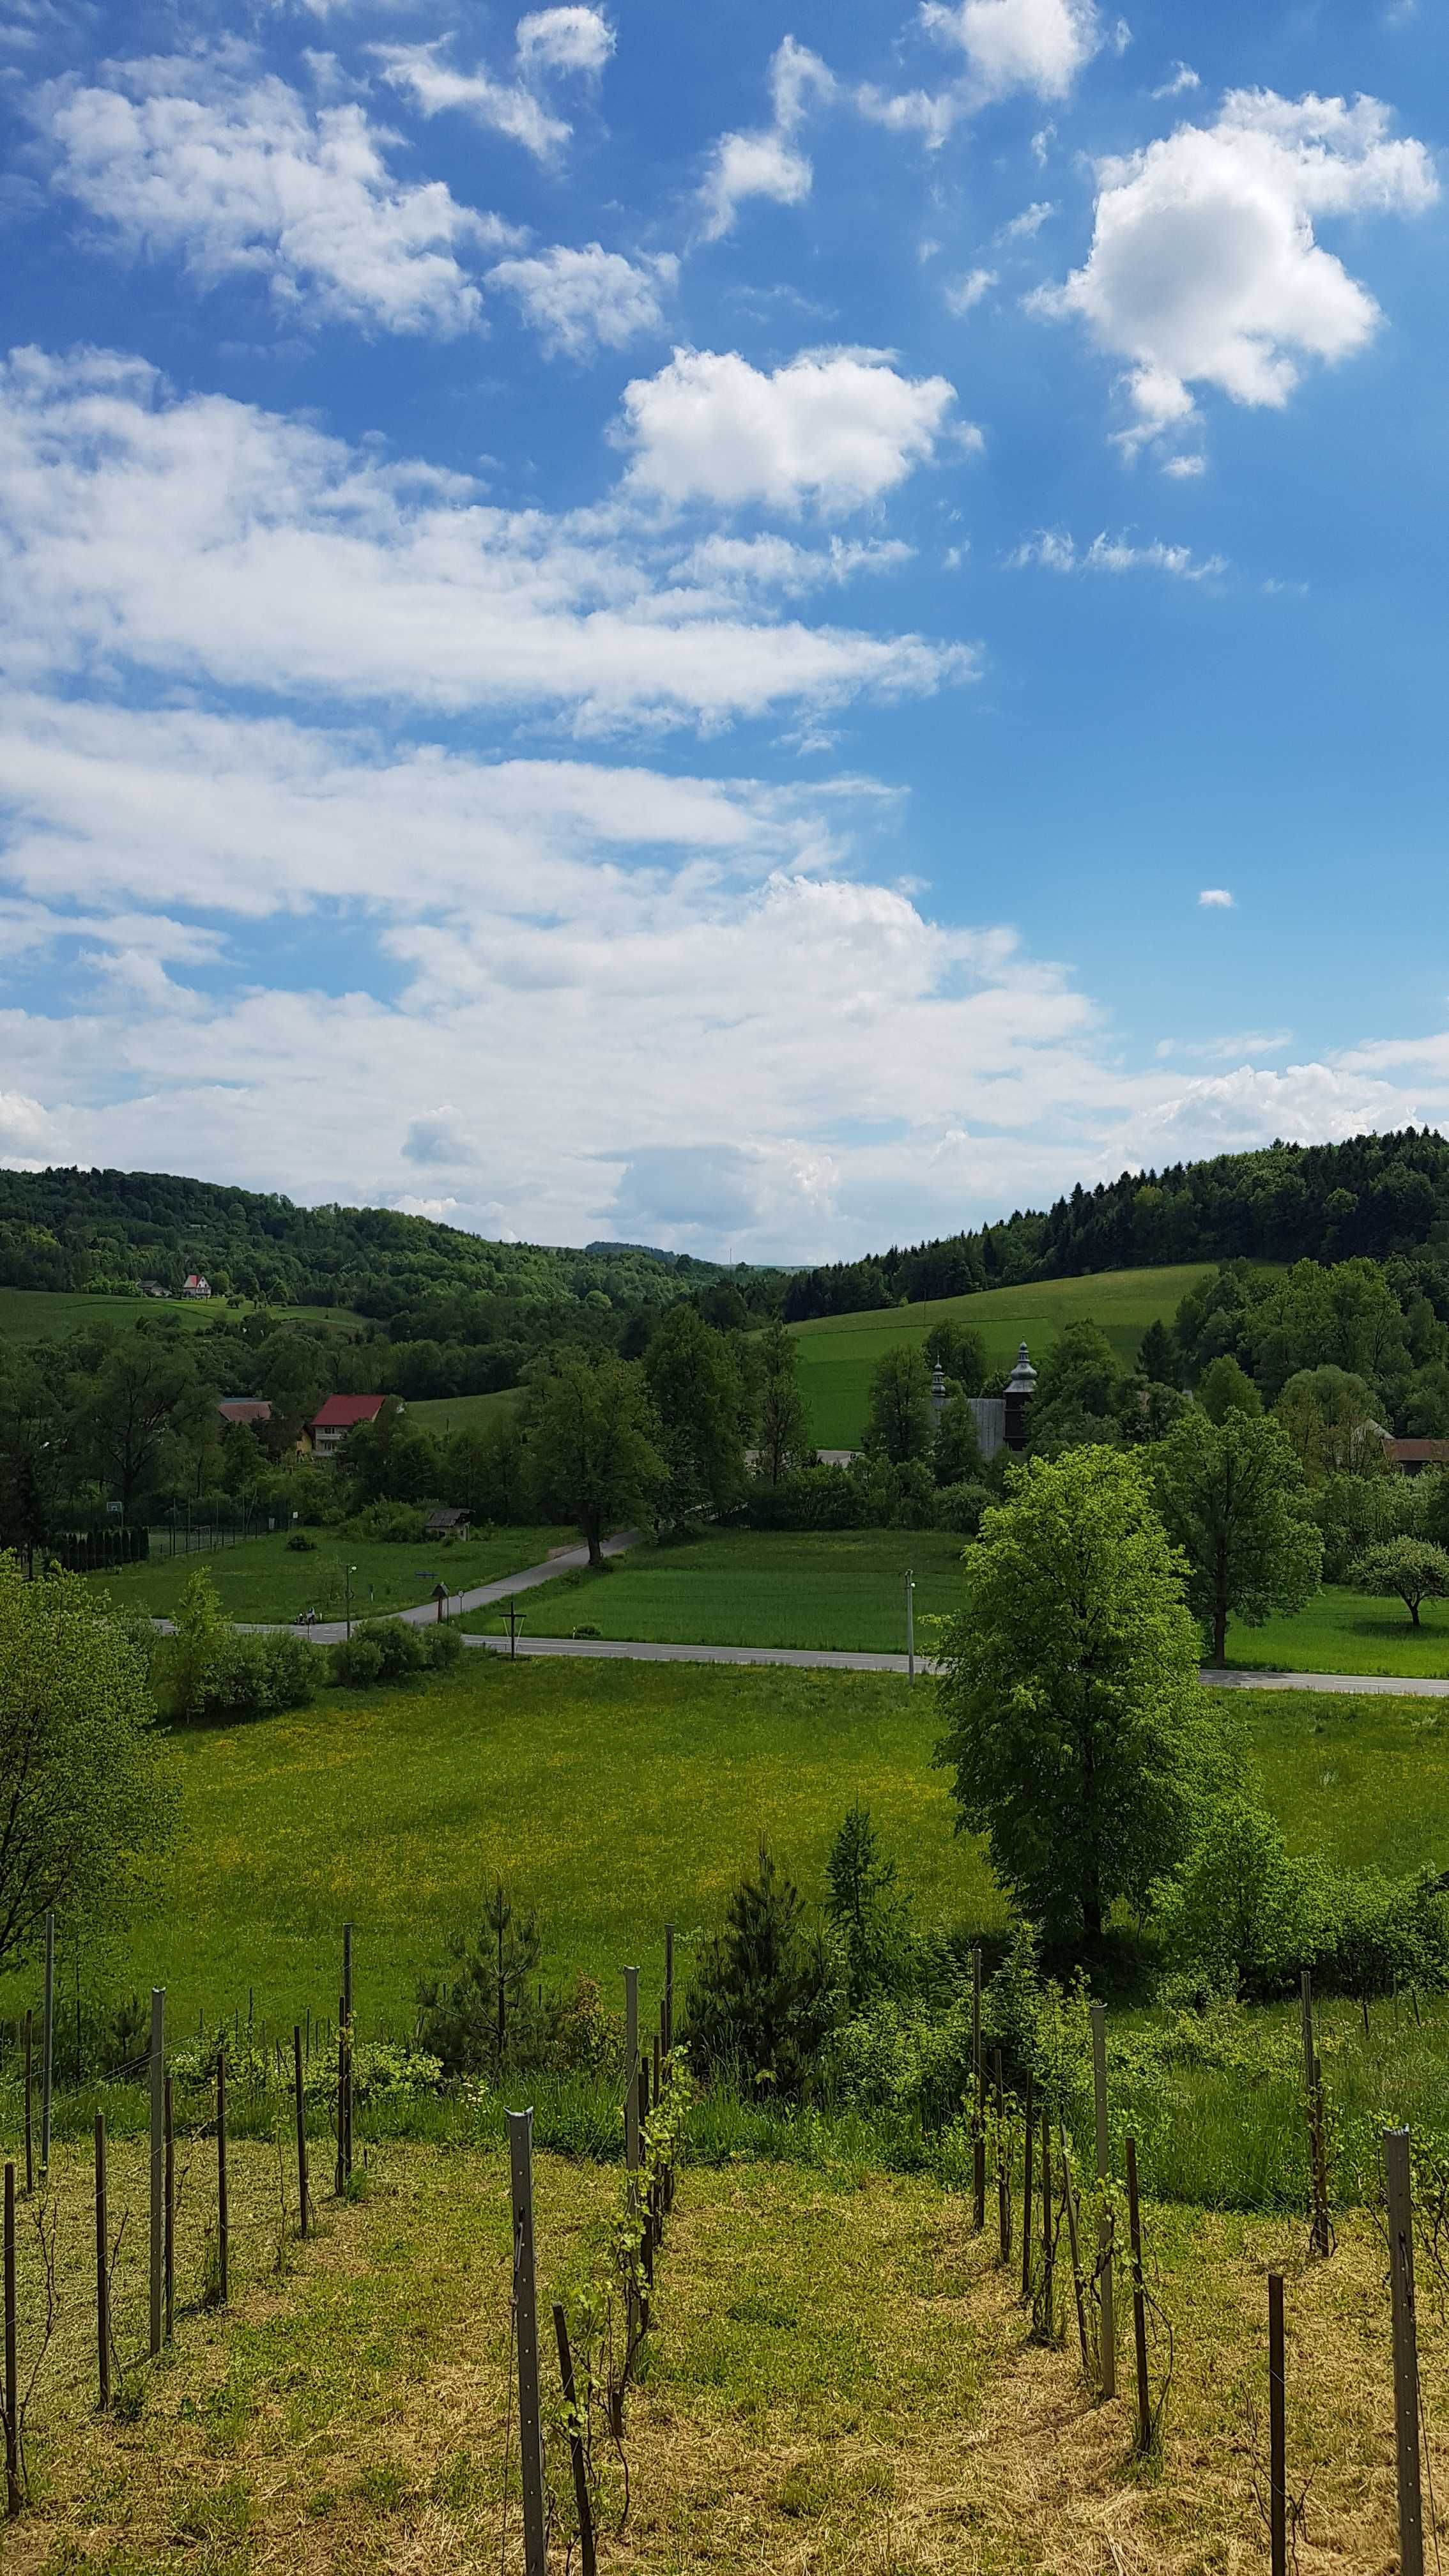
left=1155, top=1795, right=1449, bottom=2000
left=331, top=1617, right=462, bottom=1686
left=349, top=1501, right=426, bottom=1545
left=285, top=1530, right=317, bottom=1553
left=163, top=1571, right=317, bottom=1721
left=934, top=1480, right=992, bottom=1536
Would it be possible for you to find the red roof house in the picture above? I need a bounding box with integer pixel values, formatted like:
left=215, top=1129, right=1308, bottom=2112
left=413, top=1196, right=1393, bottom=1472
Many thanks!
left=218, top=1397, right=272, bottom=1429
left=304, top=1393, right=392, bottom=1460
left=1383, top=1437, right=1449, bottom=1476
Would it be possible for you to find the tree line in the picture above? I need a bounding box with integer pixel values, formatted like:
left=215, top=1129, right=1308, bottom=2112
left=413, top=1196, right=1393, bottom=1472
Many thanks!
left=783, top=1125, right=1449, bottom=1318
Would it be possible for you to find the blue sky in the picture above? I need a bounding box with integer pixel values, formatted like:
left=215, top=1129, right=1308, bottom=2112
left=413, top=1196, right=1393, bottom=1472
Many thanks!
left=1, top=0, right=1446, bottom=1259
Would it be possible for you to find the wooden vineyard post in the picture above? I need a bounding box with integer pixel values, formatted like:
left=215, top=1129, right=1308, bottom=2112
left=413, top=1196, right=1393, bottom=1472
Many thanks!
left=217, top=2053, right=229, bottom=2305
left=971, top=1946, right=985, bottom=2232
left=1061, top=2126, right=1091, bottom=2380
left=553, top=2302, right=597, bottom=2576
left=1021, top=2067, right=1034, bottom=2306
left=41, top=1912, right=54, bottom=2178
left=1091, top=2000, right=1116, bottom=2400
left=95, top=2114, right=111, bottom=2412
left=293, top=2027, right=309, bottom=2239
left=1268, top=2272, right=1286, bottom=2576
left=4, top=2162, right=19, bottom=2518
left=334, top=1995, right=348, bottom=2197
left=22, top=2015, right=32, bottom=2199
left=1384, top=2128, right=1425, bottom=2576
left=994, top=2050, right=1010, bottom=2265
left=507, top=2111, right=548, bottom=2576
left=164, top=2076, right=175, bottom=2345
left=1125, top=2136, right=1151, bottom=2453
left=624, top=1968, right=640, bottom=2177
left=148, top=1988, right=165, bottom=2358
left=1301, top=1971, right=1330, bottom=2258
left=1039, top=2095, right=1054, bottom=2339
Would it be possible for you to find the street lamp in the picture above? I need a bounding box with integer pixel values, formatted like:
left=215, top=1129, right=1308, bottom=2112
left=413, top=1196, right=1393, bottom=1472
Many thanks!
left=345, top=1563, right=357, bottom=1641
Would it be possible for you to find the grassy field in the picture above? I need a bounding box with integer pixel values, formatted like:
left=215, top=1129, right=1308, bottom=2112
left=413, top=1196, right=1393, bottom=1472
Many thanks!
left=0, top=1285, right=367, bottom=1340
left=464, top=1527, right=967, bottom=1650
left=89, top=1523, right=575, bottom=1621
left=789, top=1262, right=1215, bottom=1448
left=9, top=1657, right=1444, bottom=2044
left=3, top=2129, right=1440, bottom=2576
left=406, top=1387, right=521, bottom=1436
left=1228, top=1582, right=1449, bottom=1677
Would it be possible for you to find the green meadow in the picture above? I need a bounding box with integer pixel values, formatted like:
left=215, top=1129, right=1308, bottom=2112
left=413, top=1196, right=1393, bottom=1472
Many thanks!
left=788, top=1262, right=1216, bottom=1447
left=88, top=1523, right=574, bottom=1621
left=19, top=1660, right=1447, bottom=2045
left=1227, top=1582, right=1449, bottom=1678
left=405, top=1387, right=522, bottom=1435
left=464, top=1526, right=967, bottom=1652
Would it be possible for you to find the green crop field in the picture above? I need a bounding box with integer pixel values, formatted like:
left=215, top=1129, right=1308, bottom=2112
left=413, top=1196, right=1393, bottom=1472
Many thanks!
left=88, top=1523, right=574, bottom=1622
left=464, top=1527, right=967, bottom=1651
left=0, top=1286, right=367, bottom=1341
left=406, top=1387, right=521, bottom=1435
left=17, top=1659, right=1444, bottom=2043
left=1227, top=1584, right=1449, bottom=1678
left=789, top=1262, right=1216, bottom=1448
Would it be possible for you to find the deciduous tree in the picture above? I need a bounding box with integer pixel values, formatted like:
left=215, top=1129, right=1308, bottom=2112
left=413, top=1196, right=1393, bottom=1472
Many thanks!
left=1355, top=1536, right=1449, bottom=1629
left=936, top=1448, right=1211, bottom=1945
left=523, top=1351, right=663, bottom=1566
left=0, top=1556, right=171, bottom=1973
left=864, top=1345, right=932, bottom=1464
left=1153, top=1407, right=1322, bottom=1664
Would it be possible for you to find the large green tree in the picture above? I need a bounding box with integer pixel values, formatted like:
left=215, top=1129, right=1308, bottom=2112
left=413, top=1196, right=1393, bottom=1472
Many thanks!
left=924, top=1320, right=987, bottom=1395
left=643, top=1304, right=747, bottom=1524
left=82, top=1337, right=199, bottom=1521
left=1354, top=1537, right=1449, bottom=1629
left=935, top=1448, right=1211, bottom=1945
left=0, top=1556, right=171, bottom=1972
left=1152, top=1407, right=1322, bottom=1665
left=753, top=1319, right=812, bottom=1487
left=864, top=1345, right=932, bottom=1464
left=1274, top=1366, right=1384, bottom=1481
left=523, top=1352, right=663, bottom=1565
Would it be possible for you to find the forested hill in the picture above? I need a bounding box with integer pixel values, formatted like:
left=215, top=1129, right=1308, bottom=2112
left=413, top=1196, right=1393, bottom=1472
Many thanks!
left=784, top=1129, right=1449, bottom=1321
left=0, top=1167, right=760, bottom=1316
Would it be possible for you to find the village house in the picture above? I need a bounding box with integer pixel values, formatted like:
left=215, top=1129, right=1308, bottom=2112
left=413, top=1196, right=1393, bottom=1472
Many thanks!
left=181, top=1273, right=211, bottom=1299
left=217, top=1397, right=272, bottom=1430
left=301, top=1393, right=392, bottom=1461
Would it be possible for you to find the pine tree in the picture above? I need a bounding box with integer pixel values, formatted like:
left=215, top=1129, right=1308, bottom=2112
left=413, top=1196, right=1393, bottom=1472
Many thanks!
left=684, top=1839, right=834, bottom=2093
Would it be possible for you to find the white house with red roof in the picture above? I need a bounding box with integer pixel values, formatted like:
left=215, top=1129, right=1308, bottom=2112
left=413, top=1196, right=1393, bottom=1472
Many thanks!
left=181, top=1272, right=211, bottom=1299
left=302, top=1392, right=392, bottom=1461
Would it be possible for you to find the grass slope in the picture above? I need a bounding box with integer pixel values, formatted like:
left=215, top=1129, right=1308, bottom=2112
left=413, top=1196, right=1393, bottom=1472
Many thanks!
left=789, top=1262, right=1215, bottom=1448
left=405, top=1388, right=521, bottom=1434
left=464, top=1527, right=967, bottom=1652
left=0, top=1286, right=367, bottom=1340
left=28, top=1658, right=1449, bottom=2041
left=89, top=1524, right=574, bottom=1621
left=6, top=2133, right=1436, bottom=2575
left=1228, top=1583, right=1449, bottom=1678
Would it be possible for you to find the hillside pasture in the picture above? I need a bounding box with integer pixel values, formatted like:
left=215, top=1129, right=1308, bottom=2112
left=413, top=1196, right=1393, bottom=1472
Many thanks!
left=788, top=1262, right=1215, bottom=1447
left=0, top=1285, right=368, bottom=1341
left=463, top=1526, right=967, bottom=1652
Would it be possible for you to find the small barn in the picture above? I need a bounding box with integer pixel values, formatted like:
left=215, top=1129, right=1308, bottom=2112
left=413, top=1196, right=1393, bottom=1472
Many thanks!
left=425, top=1506, right=471, bottom=1540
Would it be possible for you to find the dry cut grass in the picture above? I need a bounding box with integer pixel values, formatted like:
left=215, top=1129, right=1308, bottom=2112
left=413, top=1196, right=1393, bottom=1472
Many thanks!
left=6, top=2130, right=1449, bottom=2575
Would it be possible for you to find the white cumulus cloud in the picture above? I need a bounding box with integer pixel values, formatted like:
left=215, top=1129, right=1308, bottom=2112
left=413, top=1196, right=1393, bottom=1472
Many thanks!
left=373, top=43, right=569, bottom=159
left=1198, top=887, right=1234, bottom=907
left=618, top=347, right=961, bottom=513
left=1034, top=88, right=1438, bottom=456
left=486, top=243, right=676, bottom=356
left=0, top=349, right=973, bottom=731
left=921, top=0, right=1103, bottom=102
left=35, top=60, right=515, bottom=334
left=697, top=36, right=833, bottom=240
left=514, top=7, right=614, bottom=75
